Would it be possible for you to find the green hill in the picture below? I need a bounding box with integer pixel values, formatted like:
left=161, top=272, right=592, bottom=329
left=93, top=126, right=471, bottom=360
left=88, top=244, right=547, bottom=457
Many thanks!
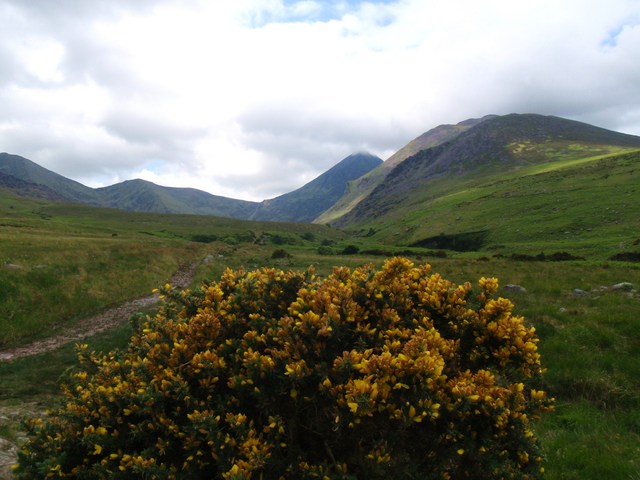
left=97, top=179, right=259, bottom=219
left=331, top=114, right=640, bottom=259
left=0, top=153, right=100, bottom=204
left=1, top=151, right=382, bottom=222
left=0, top=153, right=261, bottom=220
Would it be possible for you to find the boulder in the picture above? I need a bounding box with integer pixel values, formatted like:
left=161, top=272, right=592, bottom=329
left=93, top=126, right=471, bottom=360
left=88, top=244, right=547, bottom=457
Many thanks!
left=503, top=284, right=527, bottom=293
left=612, top=282, right=634, bottom=292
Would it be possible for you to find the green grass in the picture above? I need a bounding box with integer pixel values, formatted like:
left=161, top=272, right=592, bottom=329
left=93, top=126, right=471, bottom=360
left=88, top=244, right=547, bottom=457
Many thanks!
left=0, top=322, right=135, bottom=401
left=424, top=258, right=640, bottom=479
left=0, top=193, right=346, bottom=347
left=357, top=150, right=640, bottom=260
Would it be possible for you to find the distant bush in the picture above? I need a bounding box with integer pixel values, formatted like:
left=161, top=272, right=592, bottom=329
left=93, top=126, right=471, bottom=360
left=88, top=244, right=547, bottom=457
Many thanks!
left=608, top=252, right=640, bottom=262
left=361, top=249, right=447, bottom=259
left=360, top=248, right=394, bottom=256
left=270, top=234, right=286, bottom=245
left=507, top=252, right=585, bottom=262
left=300, top=232, right=315, bottom=242
left=546, top=252, right=584, bottom=262
left=191, top=234, right=218, bottom=243
left=341, top=245, right=360, bottom=255
left=16, top=258, right=552, bottom=479
left=271, top=248, right=291, bottom=259
left=410, top=231, right=489, bottom=252
left=317, top=245, right=335, bottom=255
left=223, top=236, right=239, bottom=245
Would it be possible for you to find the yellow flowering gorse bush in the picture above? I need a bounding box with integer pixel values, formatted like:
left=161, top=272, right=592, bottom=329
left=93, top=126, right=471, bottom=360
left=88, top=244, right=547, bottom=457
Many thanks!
left=16, top=257, right=552, bottom=479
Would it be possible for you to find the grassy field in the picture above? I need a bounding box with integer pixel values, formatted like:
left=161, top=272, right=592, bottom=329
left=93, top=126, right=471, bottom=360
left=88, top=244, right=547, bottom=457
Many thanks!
left=1, top=191, right=639, bottom=478
left=0, top=194, right=346, bottom=347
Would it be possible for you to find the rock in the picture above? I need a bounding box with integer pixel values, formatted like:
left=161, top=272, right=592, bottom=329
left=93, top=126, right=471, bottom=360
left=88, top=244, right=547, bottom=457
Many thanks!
left=612, top=282, right=634, bottom=292
left=504, top=284, right=527, bottom=293
left=0, top=437, right=18, bottom=470
left=572, top=288, right=589, bottom=297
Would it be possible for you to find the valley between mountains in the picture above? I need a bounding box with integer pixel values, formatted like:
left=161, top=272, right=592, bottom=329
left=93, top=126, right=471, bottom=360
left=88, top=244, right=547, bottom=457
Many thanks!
left=2, top=113, right=639, bottom=260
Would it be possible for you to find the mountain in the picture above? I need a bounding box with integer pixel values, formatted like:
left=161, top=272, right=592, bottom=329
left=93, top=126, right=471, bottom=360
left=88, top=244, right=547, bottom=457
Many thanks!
left=329, top=113, right=640, bottom=255
left=314, top=116, right=495, bottom=224
left=250, top=153, right=382, bottom=222
left=97, top=179, right=259, bottom=218
left=332, top=113, right=640, bottom=228
left=0, top=152, right=258, bottom=219
left=5, top=113, right=640, bottom=234
left=0, top=151, right=380, bottom=222
left=0, top=153, right=100, bottom=204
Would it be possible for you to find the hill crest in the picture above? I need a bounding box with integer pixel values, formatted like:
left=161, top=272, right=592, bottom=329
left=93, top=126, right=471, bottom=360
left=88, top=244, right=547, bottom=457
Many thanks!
left=331, top=113, right=640, bottom=232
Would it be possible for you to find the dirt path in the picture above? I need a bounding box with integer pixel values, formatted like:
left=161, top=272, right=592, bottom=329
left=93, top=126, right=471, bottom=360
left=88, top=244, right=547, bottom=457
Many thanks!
left=0, top=261, right=199, bottom=363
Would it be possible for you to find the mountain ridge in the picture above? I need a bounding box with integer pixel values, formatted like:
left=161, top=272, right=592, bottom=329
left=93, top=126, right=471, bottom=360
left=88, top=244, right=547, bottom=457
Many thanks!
left=0, top=151, right=382, bottom=222
left=96, top=179, right=260, bottom=218
left=331, top=113, right=640, bottom=227
left=0, top=153, right=100, bottom=204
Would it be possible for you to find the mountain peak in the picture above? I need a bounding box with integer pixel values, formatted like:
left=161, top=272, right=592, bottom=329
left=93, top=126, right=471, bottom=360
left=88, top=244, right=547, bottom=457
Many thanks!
left=249, top=152, right=382, bottom=222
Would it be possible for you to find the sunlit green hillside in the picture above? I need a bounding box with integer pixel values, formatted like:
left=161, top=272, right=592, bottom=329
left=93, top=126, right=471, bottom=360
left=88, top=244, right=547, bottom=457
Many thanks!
left=347, top=149, right=640, bottom=260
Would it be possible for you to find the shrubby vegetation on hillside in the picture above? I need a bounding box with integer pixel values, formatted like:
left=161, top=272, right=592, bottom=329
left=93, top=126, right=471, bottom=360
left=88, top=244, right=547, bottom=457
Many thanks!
left=15, top=258, right=552, bottom=479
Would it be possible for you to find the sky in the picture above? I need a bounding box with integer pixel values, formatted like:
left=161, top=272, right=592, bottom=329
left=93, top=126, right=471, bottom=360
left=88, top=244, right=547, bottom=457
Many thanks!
left=1, top=0, right=639, bottom=202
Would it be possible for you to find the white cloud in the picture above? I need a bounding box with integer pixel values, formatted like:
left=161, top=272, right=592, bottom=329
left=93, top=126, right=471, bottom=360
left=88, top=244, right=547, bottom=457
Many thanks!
left=0, top=0, right=639, bottom=201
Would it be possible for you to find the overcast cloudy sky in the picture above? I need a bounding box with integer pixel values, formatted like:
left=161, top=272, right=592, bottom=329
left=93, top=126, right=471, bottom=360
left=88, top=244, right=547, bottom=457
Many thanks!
left=1, top=0, right=639, bottom=201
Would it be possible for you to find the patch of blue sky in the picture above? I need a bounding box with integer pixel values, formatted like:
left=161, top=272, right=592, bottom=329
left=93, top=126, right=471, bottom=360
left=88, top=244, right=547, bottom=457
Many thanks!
left=143, top=159, right=165, bottom=173
left=246, top=0, right=400, bottom=27
left=600, top=16, right=639, bottom=47
left=601, top=24, right=625, bottom=47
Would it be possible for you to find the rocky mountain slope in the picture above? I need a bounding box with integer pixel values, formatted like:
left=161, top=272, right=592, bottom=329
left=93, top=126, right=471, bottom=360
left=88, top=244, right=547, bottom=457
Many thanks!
left=331, top=113, right=640, bottom=227
left=314, top=115, right=495, bottom=224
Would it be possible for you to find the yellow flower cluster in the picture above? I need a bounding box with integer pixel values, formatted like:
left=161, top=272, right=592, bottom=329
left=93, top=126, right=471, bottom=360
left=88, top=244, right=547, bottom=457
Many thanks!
left=15, top=257, right=552, bottom=479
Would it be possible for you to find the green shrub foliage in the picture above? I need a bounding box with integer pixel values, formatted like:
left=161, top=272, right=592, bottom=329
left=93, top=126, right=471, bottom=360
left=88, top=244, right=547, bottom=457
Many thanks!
left=15, top=258, right=552, bottom=479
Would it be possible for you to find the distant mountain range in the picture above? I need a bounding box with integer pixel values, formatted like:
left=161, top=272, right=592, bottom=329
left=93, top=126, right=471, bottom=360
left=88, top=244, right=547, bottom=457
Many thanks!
left=2, top=113, right=640, bottom=229
left=0, top=152, right=382, bottom=222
